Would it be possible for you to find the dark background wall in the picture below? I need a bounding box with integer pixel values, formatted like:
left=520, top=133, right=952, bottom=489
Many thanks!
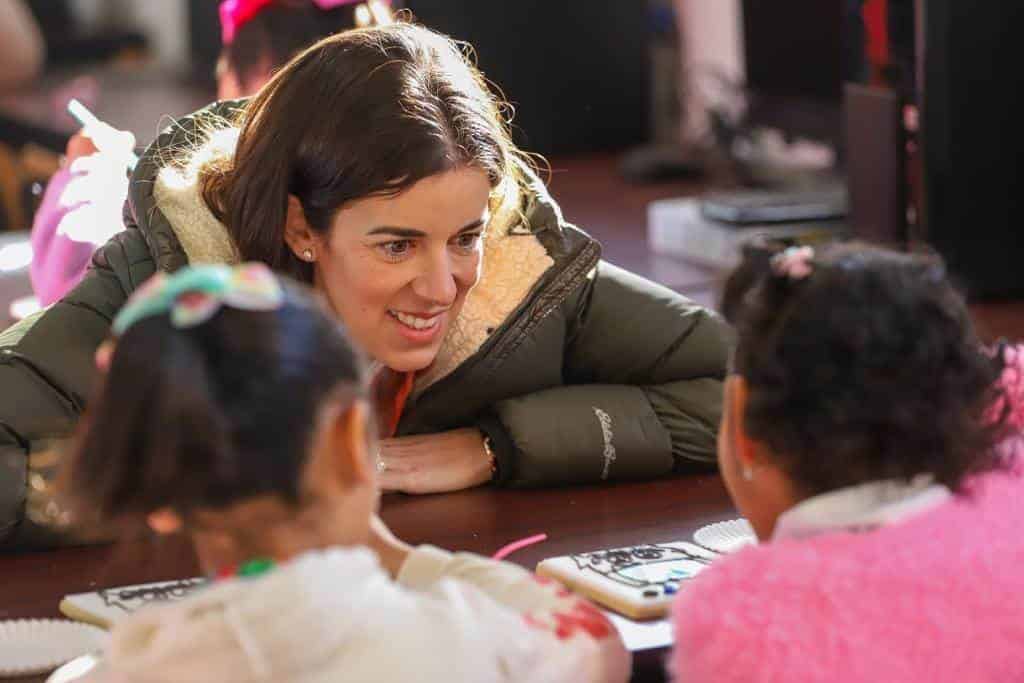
left=189, top=1, right=651, bottom=157
left=406, top=2, right=650, bottom=156
left=922, top=0, right=1024, bottom=298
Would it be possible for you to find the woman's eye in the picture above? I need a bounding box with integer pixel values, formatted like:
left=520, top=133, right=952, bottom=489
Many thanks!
left=379, top=240, right=413, bottom=260
left=454, top=232, right=482, bottom=252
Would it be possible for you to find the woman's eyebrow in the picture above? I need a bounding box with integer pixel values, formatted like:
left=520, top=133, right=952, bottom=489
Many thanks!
left=367, top=218, right=485, bottom=238
left=366, top=226, right=426, bottom=238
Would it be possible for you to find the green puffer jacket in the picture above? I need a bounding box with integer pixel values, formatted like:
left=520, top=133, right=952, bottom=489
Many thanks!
left=0, top=102, right=731, bottom=549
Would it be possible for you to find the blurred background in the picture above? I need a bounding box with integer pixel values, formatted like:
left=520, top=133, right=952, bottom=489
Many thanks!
left=1, top=1, right=1022, bottom=336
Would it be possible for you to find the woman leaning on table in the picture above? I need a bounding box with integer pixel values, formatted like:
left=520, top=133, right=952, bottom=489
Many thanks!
left=0, top=22, right=730, bottom=549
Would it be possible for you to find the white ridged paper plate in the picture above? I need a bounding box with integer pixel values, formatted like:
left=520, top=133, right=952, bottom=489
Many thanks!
left=693, top=519, right=757, bottom=554
left=0, top=619, right=106, bottom=677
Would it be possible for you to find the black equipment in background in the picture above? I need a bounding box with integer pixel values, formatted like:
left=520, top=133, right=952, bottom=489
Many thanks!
left=920, top=0, right=1024, bottom=298
left=740, top=0, right=846, bottom=146
left=844, top=83, right=906, bottom=246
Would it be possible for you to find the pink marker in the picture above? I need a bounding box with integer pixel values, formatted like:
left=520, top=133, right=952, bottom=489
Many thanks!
left=493, top=533, right=548, bottom=561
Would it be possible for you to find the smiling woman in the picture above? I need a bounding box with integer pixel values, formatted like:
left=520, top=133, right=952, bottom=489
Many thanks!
left=0, top=22, right=731, bottom=549
left=301, top=168, right=492, bottom=374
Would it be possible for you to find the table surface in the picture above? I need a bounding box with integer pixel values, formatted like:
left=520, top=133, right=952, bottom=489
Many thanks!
left=0, top=475, right=735, bottom=682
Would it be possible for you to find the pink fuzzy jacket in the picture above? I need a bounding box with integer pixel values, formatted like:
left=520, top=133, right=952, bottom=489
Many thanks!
left=671, top=468, right=1024, bottom=682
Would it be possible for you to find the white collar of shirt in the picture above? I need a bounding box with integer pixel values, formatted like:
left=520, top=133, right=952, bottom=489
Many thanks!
left=772, top=474, right=952, bottom=541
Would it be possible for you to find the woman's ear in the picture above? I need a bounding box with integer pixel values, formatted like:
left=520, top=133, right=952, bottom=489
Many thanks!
left=283, top=195, right=318, bottom=263
left=147, top=508, right=183, bottom=535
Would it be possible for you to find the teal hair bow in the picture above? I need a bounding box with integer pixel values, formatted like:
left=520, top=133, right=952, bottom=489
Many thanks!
left=112, top=263, right=285, bottom=336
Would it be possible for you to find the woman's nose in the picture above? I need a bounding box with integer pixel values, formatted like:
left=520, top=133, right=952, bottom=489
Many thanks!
left=412, top=252, right=459, bottom=307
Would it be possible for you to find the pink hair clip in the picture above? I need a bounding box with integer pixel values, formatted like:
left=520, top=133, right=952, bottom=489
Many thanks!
left=771, top=246, right=815, bottom=281
left=220, top=0, right=390, bottom=45
left=220, top=0, right=272, bottom=46
left=311, top=0, right=374, bottom=7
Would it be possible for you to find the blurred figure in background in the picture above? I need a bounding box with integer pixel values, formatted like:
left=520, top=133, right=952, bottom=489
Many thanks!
left=30, top=0, right=394, bottom=307
left=0, top=0, right=45, bottom=92
left=29, top=122, right=136, bottom=307
left=217, top=0, right=395, bottom=99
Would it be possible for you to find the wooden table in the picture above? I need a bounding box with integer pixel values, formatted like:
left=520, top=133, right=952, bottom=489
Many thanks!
left=0, top=475, right=735, bottom=682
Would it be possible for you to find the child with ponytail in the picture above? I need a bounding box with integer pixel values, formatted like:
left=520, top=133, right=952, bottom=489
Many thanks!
left=62, top=264, right=628, bottom=683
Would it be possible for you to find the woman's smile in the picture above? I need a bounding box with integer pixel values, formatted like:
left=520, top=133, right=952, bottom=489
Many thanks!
left=387, top=308, right=447, bottom=343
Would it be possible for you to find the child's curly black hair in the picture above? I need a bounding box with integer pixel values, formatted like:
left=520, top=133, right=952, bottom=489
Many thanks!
left=723, top=241, right=1007, bottom=497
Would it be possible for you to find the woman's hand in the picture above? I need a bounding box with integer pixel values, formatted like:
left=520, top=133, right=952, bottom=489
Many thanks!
left=377, top=428, right=494, bottom=494
left=367, top=514, right=411, bottom=578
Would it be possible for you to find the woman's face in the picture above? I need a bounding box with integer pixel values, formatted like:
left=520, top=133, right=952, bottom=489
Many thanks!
left=312, top=167, right=491, bottom=373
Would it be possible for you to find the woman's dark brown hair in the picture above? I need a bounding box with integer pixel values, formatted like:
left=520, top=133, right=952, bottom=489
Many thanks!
left=202, top=22, right=524, bottom=283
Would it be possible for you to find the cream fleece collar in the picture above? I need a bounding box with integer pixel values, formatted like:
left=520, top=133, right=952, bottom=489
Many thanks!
left=773, top=475, right=952, bottom=540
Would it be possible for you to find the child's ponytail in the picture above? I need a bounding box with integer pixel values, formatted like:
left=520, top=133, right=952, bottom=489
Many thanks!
left=67, top=321, right=234, bottom=530
left=61, top=265, right=367, bottom=534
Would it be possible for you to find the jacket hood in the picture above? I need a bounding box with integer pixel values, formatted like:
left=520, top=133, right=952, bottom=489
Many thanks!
left=125, top=100, right=247, bottom=273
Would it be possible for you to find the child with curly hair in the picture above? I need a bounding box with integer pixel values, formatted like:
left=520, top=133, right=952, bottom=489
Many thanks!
left=672, top=244, right=1024, bottom=682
